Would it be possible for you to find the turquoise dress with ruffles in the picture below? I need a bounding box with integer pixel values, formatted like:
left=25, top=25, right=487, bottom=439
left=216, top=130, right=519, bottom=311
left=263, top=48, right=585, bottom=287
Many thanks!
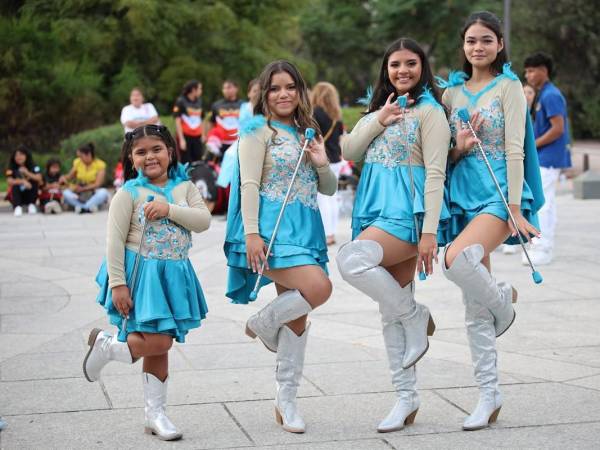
left=437, top=64, right=544, bottom=245
left=95, top=165, right=208, bottom=343
left=351, top=90, right=451, bottom=245
left=224, top=116, right=328, bottom=304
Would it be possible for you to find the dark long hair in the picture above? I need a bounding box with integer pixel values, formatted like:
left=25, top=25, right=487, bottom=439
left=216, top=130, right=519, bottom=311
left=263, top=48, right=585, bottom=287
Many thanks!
left=461, top=11, right=509, bottom=77
left=8, top=145, right=36, bottom=172
left=77, top=142, right=96, bottom=160
left=254, top=60, right=320, bottom=135
left=120, top=125, right=178, bottom=181
left=368, top=38, right=442, bottom=113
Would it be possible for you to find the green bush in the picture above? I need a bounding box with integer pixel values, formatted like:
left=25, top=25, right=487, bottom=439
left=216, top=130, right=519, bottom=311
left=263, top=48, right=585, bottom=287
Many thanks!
left=58, top=117, right=176, bottom=184
left=342, top=106, right=364, bottom=131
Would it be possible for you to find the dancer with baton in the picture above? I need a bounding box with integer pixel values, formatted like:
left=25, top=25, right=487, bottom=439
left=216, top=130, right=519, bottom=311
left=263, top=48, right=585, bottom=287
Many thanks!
left=437, top=11, right=544, bottom=431
left=337, top=38, right=451, bottom=433
left=224, top=60, right=337, bottom=433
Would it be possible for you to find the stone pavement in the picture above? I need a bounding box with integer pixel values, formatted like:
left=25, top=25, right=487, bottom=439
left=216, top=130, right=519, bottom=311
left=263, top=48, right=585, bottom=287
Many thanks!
left=1, top=192, right=600, bottom=449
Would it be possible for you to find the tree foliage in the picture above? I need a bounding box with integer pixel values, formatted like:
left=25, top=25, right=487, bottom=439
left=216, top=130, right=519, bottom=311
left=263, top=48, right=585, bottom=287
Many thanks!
left=1, top=0, right=598, bottom=155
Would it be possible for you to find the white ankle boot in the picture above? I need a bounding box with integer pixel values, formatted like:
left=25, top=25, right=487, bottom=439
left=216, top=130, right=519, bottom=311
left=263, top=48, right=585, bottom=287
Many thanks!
left=377, top=318, right=420, bottom=432
left=83, top=328, right=134, bottom=382
left=463, top=296, right=503, bottom=431
left=337, top=240, right=435, bottom=369
left=442, top=244, right=516, bottom=337
left=274, top=324, right=310, bottom=433
left=246, top=289, right=312, bottom=352
left=143, top=373, right=182, bottom=440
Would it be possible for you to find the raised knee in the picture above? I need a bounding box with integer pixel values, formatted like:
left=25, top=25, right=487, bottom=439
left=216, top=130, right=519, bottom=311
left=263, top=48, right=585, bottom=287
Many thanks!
left=336, top=240, right=383, bottom=280
left=154, top=335, right=173, bottom=354
left=303, top=278, right=332, bottom=307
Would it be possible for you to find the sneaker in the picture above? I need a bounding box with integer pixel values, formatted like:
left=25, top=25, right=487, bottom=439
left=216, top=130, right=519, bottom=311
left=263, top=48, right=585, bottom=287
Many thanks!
left=27, top=204, right=37, bottom=214
left=502, top=244, right=517, bottom=255
left=88, top=204, right=99, bottom=213
left=45, top=200, right=62, bottom=214
left=75, top=205, right=82, bottom=214
left=523, top=249, right=553, bottom=266
left=13, top=206, right=23, bottom=217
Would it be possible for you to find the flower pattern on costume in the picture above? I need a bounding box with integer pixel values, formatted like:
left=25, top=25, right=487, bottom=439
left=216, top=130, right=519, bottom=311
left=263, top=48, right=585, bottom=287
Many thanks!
left=136, top=203, right=192, bottom=260
left=449, top=97, right=506, bottom=162
left=260, top=135, right=319, bottom=209
left=364, top=113, right=420, bottom=168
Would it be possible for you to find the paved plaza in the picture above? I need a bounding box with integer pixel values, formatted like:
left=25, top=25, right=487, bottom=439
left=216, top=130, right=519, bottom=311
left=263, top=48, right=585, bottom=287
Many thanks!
left=1, top=189, right=600, bottom=449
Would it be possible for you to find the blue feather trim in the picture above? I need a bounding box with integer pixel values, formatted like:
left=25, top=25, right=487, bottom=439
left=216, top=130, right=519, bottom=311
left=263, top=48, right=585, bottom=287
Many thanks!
left=417, top=86, right=442, bottom=109
left=502, top=62, right=519, bottom=81
left=239, top=115, right=267, bottom=137
left=356, top=86, right=373, bottom=106
left=122, top=163, right=189, bottom=203
left=435, top=71, right=468, bottom=88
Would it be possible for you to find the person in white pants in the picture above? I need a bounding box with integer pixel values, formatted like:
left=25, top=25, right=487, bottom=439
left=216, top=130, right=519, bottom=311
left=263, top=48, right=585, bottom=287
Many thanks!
left=524, top=52, right=572, bottom=265
left=311, top=82, right=346, bottom=245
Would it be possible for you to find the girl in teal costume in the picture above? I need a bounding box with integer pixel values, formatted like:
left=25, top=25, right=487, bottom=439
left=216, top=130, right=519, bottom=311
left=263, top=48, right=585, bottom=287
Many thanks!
left=224, top=60, right=337, bottom=433
left=83, top=125, right=211, bottom=440
left=337, top=38, right=451, bottom=433
left=438, top=11, right=543, bottom=432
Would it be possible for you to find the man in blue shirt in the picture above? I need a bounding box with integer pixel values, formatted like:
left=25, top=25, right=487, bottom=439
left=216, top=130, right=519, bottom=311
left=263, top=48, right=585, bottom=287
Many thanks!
left=524, top=52, right=571, bottom=265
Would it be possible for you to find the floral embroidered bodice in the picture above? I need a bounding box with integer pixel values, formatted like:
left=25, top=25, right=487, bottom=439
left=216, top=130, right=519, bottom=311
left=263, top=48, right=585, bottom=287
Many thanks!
left=259, top=135, right=319, bottom=209
left=363, top=113, right=420, bottom=168
left=137, top=203, right=192, bottom=260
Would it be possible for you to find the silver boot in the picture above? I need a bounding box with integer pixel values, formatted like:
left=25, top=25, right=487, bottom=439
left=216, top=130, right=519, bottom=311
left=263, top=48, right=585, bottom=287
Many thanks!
left=143, top=373, right=182, bottom=441
left=442, top=244, right=516, bottom=337
left=337, top=240, right=435, bottom=369
left=377, top=318, right=420, bottom=432
left=462, top=298, right=503, bottom=431
left=274, top=324, right=310, bottom=433
left=246, top=289, right=312, bottom=353
left=83, top=328, right=134, bottom=382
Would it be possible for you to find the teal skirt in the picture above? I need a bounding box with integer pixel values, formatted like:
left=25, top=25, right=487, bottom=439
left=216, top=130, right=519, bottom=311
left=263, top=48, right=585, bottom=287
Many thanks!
left=96, top=248, right=208, bottom=343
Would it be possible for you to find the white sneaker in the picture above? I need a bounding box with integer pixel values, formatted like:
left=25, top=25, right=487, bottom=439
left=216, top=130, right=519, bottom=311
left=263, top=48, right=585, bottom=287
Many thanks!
left=523, top=249, right=553, bottom=266
left=88, top=204, right=99, bottom=213
left=502, top=245, right=517, bottom=255
left=75, top=205, right=82, bottom=214
left=27, top=204, right=37, bottom=214
left=13, top=206, right=23, bottom=217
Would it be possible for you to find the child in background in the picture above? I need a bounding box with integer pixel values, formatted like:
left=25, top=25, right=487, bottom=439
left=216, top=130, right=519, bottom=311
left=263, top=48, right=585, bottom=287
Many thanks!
left=40, top=158, right=64, bottom=214
left=5, top=146, right=43, bottom=217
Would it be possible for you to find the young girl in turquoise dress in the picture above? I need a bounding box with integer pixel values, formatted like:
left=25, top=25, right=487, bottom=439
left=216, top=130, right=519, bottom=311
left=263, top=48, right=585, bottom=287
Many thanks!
left=336, top=38, right=451, bottom=433
left=438, top=11, right=542, bottom=431
left=83, top=124, right=211, bottom=441
left=224, top=60, right=337, bottom=433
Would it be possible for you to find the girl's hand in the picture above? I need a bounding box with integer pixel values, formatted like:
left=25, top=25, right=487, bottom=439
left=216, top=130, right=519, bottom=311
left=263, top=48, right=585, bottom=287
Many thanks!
left=455, top=111, right=484, bottom=153
left=144, top=201, right=170, bottom=221
left=112, top=285, right=133, bottom=317
left=179, top=137, right=187, bottom=151
left=59, top=175, right=68, bottom=185
left=22, top=181, right=32, bottom=190
left=508, top=205, right=540, bottom=243
left=246, top=233, right=269, bottom=273
left=416, top=233, right=438, bottom=276
left=376, top=93, right=413, bottom=127
left=305, top=135, right=329, bottom=168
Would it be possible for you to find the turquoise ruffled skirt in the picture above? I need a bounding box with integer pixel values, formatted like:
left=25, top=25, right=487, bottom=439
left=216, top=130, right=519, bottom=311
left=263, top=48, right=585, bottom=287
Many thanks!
left=352, top=163, right=450, bottom=245
left=448, top=155, right=539, bottom=245
left=96, top=248, right=208, bottom=343
left=224, top=162, right=328, bottom=304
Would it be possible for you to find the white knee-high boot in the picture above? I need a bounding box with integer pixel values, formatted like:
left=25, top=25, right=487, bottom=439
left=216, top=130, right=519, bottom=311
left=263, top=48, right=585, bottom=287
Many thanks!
left=377, top=317, right=420, bottom=432
left=274, top=324, right=310, bottom=433
left=143, top=373, right=182, bottom=440
left=462, top=296, right=503, bottom=430
left=83, top=328, right=135, bottom=382
left=246, top=289, right=312, bottom=352
left=337, top=240, right=435, bottom=368
left=442, top=244, right=516, bottom=337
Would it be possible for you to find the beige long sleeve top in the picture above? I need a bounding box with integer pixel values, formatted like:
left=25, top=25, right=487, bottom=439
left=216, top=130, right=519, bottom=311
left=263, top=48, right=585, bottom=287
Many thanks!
left=239, top=123, right=337, bottom=235
left=106, top=180, right=211, bottom=288
left=341, top=102, right=450, bottom=234
left=442, top=75, right=527, bottom=205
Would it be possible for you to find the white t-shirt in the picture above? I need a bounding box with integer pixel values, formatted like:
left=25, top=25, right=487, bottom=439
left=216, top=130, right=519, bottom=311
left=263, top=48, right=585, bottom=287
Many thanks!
left=120, top=103, right=159, bottom=133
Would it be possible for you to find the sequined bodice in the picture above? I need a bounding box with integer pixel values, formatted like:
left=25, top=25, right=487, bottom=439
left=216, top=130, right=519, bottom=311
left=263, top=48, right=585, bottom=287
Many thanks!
left=364, top=113, right=420, bottom=168
left=136, top=204, right=192, bottom=260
